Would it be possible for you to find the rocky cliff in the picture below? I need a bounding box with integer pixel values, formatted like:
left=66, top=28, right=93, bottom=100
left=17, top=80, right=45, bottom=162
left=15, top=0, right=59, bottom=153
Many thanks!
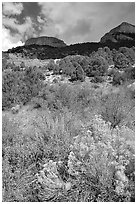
left=100, top=22, right=135, bottom=43
left=25, top=36, right=67, bottom=47
left=6, top=22, right=135, bottom=59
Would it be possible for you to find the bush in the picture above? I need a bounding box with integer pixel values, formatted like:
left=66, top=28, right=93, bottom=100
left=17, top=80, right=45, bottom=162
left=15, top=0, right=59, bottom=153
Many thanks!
left=2, top=66, right=44, bottom=110
left=90, top=75, right=104, bottom=83
left=20, top=61, right=25, bottom=68
left=124, top=65, right=135, bottom=80
left=46, top=61, right=55, bottom=71
left=112, top=71, right=125, bottom=85
left=69, top=62, right=85, bottom=82
left=100, top=92, right=134, bottom=128
left=107, top=68, right=117, bottom=77
left=114, top=53, right=130, bottom=69
left=2, top=84, right=135, bottom=202
left=75, top=65, right=85, bottom=82
left=86, top=56, right=108, bottom=77
left=60, top=58, right=75, bottom=76
left=53, top=64, right=61, bottom=75
left=119, top=47, right=135, bottom=65
left=13, top=65, right=20, bottom=71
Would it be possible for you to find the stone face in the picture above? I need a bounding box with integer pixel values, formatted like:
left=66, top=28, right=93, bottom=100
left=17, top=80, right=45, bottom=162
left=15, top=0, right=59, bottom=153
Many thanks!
left=100, top=22, right=135, bottom=43
left=25, top=36, right=67, bottom=47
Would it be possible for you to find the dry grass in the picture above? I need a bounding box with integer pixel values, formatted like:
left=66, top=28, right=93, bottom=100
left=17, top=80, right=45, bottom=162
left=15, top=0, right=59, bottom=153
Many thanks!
left=8, top=54, right=50, bottom=67
left=2, top=80, right=135, bottom=202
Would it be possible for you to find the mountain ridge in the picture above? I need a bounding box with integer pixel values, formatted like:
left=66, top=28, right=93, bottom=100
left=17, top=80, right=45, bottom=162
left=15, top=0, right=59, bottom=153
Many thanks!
left=5, top=22, right=135, bottom=59
left=100, top=22, right=135, bottom=43
left=25, top=36, right=67, bottom=47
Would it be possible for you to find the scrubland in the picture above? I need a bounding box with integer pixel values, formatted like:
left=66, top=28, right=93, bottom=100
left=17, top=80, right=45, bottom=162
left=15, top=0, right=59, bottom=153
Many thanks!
left=2, top=83, right=135, bottom=202
left=2, top=46, right=135, bottom=202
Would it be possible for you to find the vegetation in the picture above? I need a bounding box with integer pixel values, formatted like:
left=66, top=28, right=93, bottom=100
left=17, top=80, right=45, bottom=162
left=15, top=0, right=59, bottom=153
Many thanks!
left=2, top=44, right=135, bottom=202
left=2, top=66, right=45, bottom=110
left=5, top=37, right=135, bottom=60
left=2, top=84, right=135, bottom=201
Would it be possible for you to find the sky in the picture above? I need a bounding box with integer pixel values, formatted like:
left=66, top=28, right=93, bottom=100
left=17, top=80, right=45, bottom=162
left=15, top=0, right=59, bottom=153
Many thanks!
left=2, top=2, right=135, bottom=51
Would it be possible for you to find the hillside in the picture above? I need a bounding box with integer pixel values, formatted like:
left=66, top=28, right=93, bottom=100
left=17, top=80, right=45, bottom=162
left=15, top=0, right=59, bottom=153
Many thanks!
left=2, top=21, right=135, bottom=202
left=5, top=22, right=135, bottom=60
left=100, top=22, right=135, bottom=43
left=25, top=36, right=67, bottom=47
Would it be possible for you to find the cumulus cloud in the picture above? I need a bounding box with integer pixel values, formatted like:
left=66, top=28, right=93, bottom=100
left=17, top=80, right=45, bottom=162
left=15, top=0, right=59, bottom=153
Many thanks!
left=2, top=2, right=37, bottom=50
left=38, top=2, right=135, bottom=44
left=3, top=16, right=36, bottom=40
left=2, top=2, right=36, bottom=50
left=2, top=27, right=24, bottom=51
left=2, top=2, right=135, bottom=50
left=3, top=2, right=23, bottom=16
left=2, top=16, right=35, bottom=50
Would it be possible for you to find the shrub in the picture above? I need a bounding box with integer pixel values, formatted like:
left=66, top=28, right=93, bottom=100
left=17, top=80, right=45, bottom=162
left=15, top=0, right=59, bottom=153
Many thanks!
left=112, top=71, right=125, bottom=85
left=46, top=61, right=55, bottom=71
left=114, top=53, right=130, bottom=69
left=53, top=64, right=60, bottom=75
left=124, top=65, right=135, bottom=80
left=2, top=58, right=9, bottom=71
left=75, top=65, right=85, bottom=82
left=100, top=92, right=134, bottom=128
left=52, top=78, right=58, bottom=83
left=13, top=65, right=20, bottom=71
left=30, top=97, right=46, bottom=109
left=119, top=47, right=135, bottom=65
left=35, top=114, right=134, bottom=202
left=2, top=66, right=44, bottom=110
left=69, top=62, right=85, bottom=82
left=2, top=94, right=135, bottom=202
left=20, top=61, right=25, bottom=68
left=86, top=56, right=108, bottom=77
left=107, top=68, right=117, bottom=77
left=90, top=75, right=104, bottom=83
left=60, top=58, right=75, bottom=76
left=78, top=57, right=90, bottom=72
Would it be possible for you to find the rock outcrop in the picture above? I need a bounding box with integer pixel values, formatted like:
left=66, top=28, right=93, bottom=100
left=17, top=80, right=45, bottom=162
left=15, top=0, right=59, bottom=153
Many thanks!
left=6, top=22, right=135, bottom=59
left=100, top=22, right=135, bottom=44
left=25, top=36, right=67, bottom=47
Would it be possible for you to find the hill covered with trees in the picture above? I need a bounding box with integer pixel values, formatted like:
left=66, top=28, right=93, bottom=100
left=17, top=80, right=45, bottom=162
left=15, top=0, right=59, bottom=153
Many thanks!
left=4, top=22, right=135, bottom=60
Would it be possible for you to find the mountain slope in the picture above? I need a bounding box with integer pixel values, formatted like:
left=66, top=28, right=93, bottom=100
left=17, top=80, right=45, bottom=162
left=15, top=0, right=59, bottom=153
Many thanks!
left=25, top=36, right=67, bottom=47
left=100, top=22, right=135, bottom=43
left=5, top=22, right=135, bottom=60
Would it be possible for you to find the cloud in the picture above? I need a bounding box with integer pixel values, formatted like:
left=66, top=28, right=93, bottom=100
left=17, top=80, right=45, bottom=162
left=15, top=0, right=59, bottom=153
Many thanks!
left=2, top=3, right=38, bottom=50
left=2, top=2, right=25, bottom=50
left=38, top=2, right=135, bottom=44
left=3, top=15, right=36, bottom=38
left=62, top=19, right=93, bottom=44
left=2, top=27, right=24, bottom=51
left=3, top=2, right=23, bottom=16
left=2, top=11, right=37, bottom=50
left=2, top=2, right=135, bottom=50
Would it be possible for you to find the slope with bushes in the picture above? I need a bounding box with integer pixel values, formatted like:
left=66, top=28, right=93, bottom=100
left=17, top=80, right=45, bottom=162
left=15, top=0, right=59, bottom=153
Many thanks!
left=2, top=31, right=135, bottom=202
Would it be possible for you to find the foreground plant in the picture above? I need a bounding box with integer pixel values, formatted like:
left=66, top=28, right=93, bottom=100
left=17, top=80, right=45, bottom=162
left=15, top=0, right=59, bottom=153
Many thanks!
left=35, top=115, right=134, bottom=202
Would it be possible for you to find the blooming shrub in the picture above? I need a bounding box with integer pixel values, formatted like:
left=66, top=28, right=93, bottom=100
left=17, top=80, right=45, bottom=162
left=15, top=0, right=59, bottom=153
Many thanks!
left=2, top=80, right=134, bottom=202
left=34, top=114, right=134, bottom=202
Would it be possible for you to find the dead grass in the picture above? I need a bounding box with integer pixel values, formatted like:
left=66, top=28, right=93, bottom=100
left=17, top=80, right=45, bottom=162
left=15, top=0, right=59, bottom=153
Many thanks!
left=2, top=80, right=135, bottom=201
left=8, top=54, right=50, bottom=67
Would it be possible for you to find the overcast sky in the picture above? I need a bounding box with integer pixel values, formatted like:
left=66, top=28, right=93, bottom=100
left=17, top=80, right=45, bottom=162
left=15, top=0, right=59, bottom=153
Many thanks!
left=2, top=2, right=135, bottom=51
